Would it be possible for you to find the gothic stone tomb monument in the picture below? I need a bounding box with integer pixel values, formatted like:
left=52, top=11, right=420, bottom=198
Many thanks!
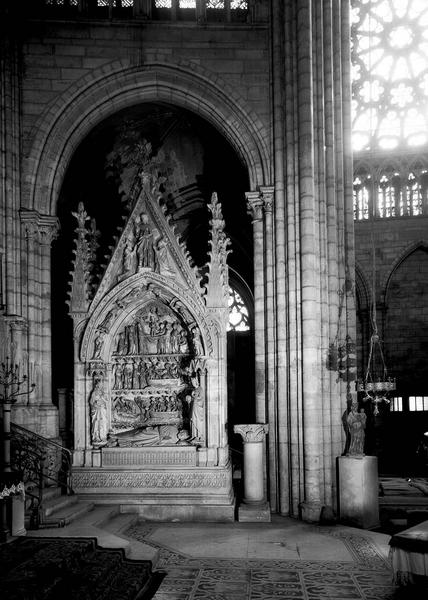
left=68, top=176, right=234, bottom=520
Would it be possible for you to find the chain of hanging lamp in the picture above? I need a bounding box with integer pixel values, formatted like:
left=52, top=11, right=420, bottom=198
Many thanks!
left=355, top=0, right=396, bottom=416
left=356, top=240, right=396, bottom=414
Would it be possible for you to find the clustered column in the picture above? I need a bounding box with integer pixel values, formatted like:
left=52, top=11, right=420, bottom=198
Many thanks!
left=267, top=0, right=356, bottom=520
left=19, top=210, right=60, bottom=438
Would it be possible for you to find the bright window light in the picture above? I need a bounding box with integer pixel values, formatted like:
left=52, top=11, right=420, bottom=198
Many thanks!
left=352, top=0, right=428, bottom=151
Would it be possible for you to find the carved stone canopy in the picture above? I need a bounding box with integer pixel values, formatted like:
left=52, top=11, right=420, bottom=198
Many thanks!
left=234, top=424, right=269, bottom=443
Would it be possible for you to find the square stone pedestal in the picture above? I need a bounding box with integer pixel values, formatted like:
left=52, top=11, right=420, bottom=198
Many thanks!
left=237, top=502, right=271, bottom=522
left=338, top=455, right=379, bottom=529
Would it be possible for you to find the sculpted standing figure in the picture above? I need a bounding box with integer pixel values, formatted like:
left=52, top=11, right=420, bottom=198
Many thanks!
left=135, top=213, right=158, bottom=271
left=124, top=362, right=134, bottom=389
left=92, top=332, right=104, bottom=359
left=114, top=362, right=123, bottom=389
left=191, top=328, right=203, bottom=355
left=186, top=386, right=205, bottom=442
left=117, top=330, right=127, bottom=355
left=89, top=378, right=108, bottom=446
left=123, top=239, right=135, bottom=274
left=347, top=406, right=367, bottom=456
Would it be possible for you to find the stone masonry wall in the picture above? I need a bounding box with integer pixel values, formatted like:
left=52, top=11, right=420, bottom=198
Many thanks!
left=355, top=215, right=428, bottom=392
left=21, top=19, right=270, bottom=163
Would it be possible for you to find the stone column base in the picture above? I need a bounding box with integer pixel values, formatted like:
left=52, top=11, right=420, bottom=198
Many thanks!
left=300, top=501, right=323, bottom=523
left=238, top=501, right=271, bottom=522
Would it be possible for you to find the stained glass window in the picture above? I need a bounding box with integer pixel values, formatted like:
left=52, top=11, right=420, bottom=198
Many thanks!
left=46, top=0, right=78, bottom=5
left=206, top=1, right=224, bottom=8
left=390, top=396, right=403, bottom=412
left=353, top=175, right=370, bottom=220
left=409, top=396, right=428, bottom=411
left=228, top=287, right=250, bottom=332
left=352, top=0, right=428, bottom=152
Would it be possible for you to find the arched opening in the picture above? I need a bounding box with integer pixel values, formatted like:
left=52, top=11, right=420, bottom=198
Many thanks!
left=381, top=246, right=428, bottom=475
left=226, top=272, right=254, bottom=458
left=51, top=102, right=255, bottom=445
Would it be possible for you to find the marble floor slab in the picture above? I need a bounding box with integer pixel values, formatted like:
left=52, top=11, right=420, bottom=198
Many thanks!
left=125, top=517, right=424, bottom=600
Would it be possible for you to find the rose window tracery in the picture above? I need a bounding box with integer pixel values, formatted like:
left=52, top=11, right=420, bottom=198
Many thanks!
left=352, top=0, right=428, bottom=152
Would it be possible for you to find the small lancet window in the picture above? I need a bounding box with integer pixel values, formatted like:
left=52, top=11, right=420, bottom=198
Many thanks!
left=228, top=287, right=250, bottom=332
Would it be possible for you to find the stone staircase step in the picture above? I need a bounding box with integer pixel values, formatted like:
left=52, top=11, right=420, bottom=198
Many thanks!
left=42, top=501, right=95, bottom=527
left=28, top=506, right=160, bottom=565
left=70, top=504, right=120, bottom=528
left=42, top=492, right=79, bottom=517
left=41, top=486, right=62, bottom=502
left=90, top=511, right=160, bottom=564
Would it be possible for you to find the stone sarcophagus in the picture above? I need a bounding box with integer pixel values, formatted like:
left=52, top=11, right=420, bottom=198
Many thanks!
left=68, top=175, right=234, bottom=520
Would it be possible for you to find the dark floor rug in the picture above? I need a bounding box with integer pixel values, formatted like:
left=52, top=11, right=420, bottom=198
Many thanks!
left=0, top=536, right=158, bottom=600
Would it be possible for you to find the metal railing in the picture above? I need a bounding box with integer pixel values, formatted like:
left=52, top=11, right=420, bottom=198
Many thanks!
left=10, top=423, right=73, bottom=528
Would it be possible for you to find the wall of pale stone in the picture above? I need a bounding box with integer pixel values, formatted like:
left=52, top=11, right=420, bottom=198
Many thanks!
left=21, top=19, right=271, bottom=175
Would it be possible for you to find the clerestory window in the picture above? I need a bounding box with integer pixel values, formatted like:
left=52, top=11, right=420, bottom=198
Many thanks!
left=352, top=0, right=428, bottom=221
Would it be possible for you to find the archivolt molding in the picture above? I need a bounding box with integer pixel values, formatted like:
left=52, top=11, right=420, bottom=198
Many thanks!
left=80, top=271, right=214, bottom=363
left=24, top=56, right=270, bottom=214
left=382, top=239, right=428, bottom=303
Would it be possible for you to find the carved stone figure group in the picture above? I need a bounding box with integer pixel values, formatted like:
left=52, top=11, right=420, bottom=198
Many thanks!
left=111, top=392, right=184, bottom=434
left=113, top=359, right=147, bottom=390
left=114, top=305, right=189, bottom=357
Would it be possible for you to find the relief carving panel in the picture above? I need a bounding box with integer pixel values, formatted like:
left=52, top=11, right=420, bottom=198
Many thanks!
left=106, top=299, right=206, bottom=448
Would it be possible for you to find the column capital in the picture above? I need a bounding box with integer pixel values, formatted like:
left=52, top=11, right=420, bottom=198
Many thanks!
left=259, top=186, right=275, bottom=213
left=20, top=210, right=60, bottom=245
left=234, top=423, right=269, bottom=442
left=4, top=314, right=27, bottom=331
left=245, top=191, right=264, bottom=222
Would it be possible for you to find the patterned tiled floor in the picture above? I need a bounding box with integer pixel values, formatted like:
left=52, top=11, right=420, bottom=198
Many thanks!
left=125, top=519, right=422, bottom=600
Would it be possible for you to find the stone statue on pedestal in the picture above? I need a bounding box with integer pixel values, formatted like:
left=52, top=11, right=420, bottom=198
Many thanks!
left=347, top=406, right=366, bottom=456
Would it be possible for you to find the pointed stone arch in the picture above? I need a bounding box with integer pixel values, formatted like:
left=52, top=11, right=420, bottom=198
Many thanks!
left=355, top=260, right=371, bottom=311
left=23, top=56, right=271, bottom=215
left=382, top=240, right=428, bottom=303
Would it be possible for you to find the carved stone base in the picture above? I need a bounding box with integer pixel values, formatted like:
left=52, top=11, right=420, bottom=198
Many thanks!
left=121, top=502, right=235, bottom=522
left=72, top=463, right=235, bottom=522
left=237, top=501, right=271, bottom=522
left=337, top=455, right=379, bottom=529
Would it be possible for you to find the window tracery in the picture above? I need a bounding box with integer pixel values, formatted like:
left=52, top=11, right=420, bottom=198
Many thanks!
left=352, top=0, right=428, bottom=152
left=353, top=167, right=428, bottom=220
left=228, top=287, right=250, bottom=332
